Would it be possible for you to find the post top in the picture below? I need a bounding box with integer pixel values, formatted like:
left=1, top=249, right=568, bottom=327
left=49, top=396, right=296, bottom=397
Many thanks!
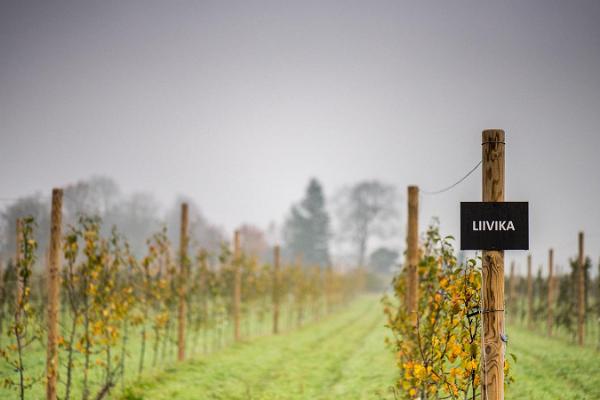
left=408, top=185, right=419, bottom=192
left=482, top=129, right=505, bottom=143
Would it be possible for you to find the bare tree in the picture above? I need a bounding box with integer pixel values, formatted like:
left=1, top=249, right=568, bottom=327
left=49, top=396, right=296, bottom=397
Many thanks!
left=335, top=181, right=399, bottom=267
left=165, top=196, right=224, bottom=257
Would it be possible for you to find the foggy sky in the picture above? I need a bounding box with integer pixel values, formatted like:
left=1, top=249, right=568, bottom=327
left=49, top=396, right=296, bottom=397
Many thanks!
left=2, top=0, right=600, bottom=274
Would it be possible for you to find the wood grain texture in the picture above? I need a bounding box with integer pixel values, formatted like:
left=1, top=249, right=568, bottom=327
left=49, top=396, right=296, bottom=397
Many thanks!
left=481, top=129, right=505, bottom=400
left=406, top=185, right=419, bottom=326
left=15, top=219, right=23, bottom=306
left=578, top=232, right=585, bottom=346
left=547, top=249, right=554, bottom=337
left=177, top=203, right=189, bottom=361
left=46, top=189, right=62, bottom=400
left=272, top=245, right=281, bottom=334
left=233, top=230, right=242, bottom=341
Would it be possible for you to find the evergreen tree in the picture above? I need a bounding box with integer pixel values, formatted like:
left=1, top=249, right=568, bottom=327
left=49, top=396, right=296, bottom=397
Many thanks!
left=283, top=179, right=330, bottom=267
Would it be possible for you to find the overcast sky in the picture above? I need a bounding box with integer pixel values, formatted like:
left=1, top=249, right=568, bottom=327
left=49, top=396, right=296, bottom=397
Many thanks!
left=1, top=0, right=599, bottom=274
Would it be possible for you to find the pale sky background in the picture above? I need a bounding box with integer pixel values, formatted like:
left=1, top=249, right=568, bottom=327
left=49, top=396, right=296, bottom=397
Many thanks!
left=1, top=0, right=599, bottom=274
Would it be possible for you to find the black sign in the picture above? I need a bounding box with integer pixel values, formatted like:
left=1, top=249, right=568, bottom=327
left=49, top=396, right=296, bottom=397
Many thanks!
left=460, top=202, right=529, bottom=250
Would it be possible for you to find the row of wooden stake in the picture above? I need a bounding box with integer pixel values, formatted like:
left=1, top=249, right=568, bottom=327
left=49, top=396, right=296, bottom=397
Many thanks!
left=508, top=234, right=587, bottom=345
left=403, top=130, right=504, bottom=400
left=38, top=189, right=288, bottom=400
left=403, top=130, right=593, bottom=400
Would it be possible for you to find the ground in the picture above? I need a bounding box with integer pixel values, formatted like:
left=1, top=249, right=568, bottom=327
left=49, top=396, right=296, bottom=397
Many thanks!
left=119, top=296, right=600, bottom=400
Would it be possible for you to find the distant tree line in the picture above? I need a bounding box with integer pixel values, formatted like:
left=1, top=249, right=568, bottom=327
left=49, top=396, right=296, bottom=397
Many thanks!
left=1, top=176, right=402, bottom=274
left=282, top=178, right=400, bottom=272
left=0, top=176, right=224, bottom=260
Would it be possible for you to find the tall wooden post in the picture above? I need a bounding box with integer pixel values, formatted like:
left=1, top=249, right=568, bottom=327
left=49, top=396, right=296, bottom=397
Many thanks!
left=15, top=218, right=23, bottom=304
left=406, top=185, right=419, bottom=325
left=177, top=203, right=189, bottom=361
left=547, top=248, right=554, bottom=337
left=272, top=245, right=281, bottom=334
left=577, top=232, right=585, bottom=346
left=233, top=230, right=241, bottom=341
left=0, top=257, right=3, bottom=313
left=481, top=129, right=505, bottom=400
left=46, top=189, right=63, bottom=400
left=527, top=254, right=533, bottom=329
left=0, top=256, right=3, bottom=341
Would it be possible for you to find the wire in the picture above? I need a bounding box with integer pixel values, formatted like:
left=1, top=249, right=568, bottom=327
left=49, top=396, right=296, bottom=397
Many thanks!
left=421, top=159, right=482, bottom=195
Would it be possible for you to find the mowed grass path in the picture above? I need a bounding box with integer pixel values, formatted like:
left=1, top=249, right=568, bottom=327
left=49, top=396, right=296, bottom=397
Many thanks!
left=119, top=295, right=600, bottom=400
left=120, top=296, right=396, bottom=400
left=506, top=324, right=600, bottom=400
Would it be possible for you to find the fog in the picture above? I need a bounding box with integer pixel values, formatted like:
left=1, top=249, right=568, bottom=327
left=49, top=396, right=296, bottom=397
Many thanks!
left=2, top=1, right=600, bottom=273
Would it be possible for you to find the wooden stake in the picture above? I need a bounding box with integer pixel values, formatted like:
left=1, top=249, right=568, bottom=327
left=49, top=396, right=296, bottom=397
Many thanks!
left=406, top=185, right=419, bottom=326
left=577, top=231, right=585, bottom=346
left=273, top=245, right=281, bottom=334
left=177, top=203, right=189, bottom=361
left=547, top=248, right=554, bottom=337
left=46, top=189, right=62, bottom=400
left=527, top=254, right=533, bottom=330
left=15, top=218, right=23, bottom=305
left=0, top=256, right=3, bottom=338
left=481, top=129, right=505, bottom=400
left=233, top=230, right=241, bottom=341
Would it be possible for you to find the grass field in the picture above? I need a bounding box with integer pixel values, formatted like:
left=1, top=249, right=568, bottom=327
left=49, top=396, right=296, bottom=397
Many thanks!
left=120, top=295, right=600, bottom=400
left=120, top=297, right=396, bottom=400
left=506, top=324, right=600, bottom=399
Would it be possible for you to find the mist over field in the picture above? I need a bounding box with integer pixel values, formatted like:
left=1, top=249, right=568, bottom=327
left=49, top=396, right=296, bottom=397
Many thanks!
left=1, top=2, right=599, bottom=400
left=2, top=0, right=600, bottom=272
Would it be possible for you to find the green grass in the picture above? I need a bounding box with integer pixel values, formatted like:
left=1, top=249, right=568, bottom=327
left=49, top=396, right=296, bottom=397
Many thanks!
left=2, top=296, right=598, bottom=399
left=119, top=296, right=396, bottom=400
left=121, top=296, right=600, bottom=400
left=505, top=324, right=600, bottom=399
left=0, top=302, right=294, bottom=400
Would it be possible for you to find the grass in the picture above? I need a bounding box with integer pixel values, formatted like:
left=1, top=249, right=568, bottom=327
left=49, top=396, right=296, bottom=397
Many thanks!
left=2, top=295, right=598, bottom=399
left=119, top=296, right=396, bottom=400
left=0, top=302, right=298, bottom=400
left=505, top=324, right=600, bottom=399
left=121, top=295, right=600, bottom=400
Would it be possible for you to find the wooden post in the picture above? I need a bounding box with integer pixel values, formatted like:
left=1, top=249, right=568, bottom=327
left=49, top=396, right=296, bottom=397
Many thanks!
left=547, top=248, right=554, bottom=337
left=233, top=230, right=241, bottom=341
left=272, top=245, right=281, bottom=334
left=481, top=129, right=505, bottom=400
left=0, top=256, right=3, bottom=339
left=15, top=218, right=23, bottom=304
left=46, top=189, right=63, bottom=400
left=177, top=203, right=189, bottom=361
left=406, top=185, right=419, bottom=325
left=527, top=254, right=533, bottom=329
left=577, top=231, right=585, bottom=346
